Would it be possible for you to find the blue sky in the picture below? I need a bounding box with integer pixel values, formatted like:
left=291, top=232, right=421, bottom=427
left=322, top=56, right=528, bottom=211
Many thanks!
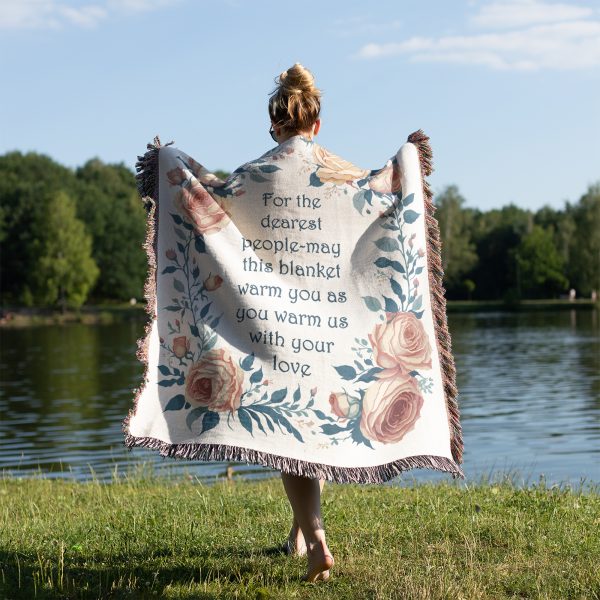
left=1, top=0, right=598, bottom=211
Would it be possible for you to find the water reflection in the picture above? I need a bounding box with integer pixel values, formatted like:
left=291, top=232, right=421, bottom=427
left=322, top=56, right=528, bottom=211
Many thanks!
left=0, top=309, right=598, bottom=487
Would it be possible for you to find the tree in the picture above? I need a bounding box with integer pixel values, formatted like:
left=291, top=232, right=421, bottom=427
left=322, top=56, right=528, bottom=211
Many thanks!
left=468, top=203, right=532, bottom=300
left=75, top=158, right=147, bottom=301
left=513, top=225, right=568, bottom=298
left=433, top=185, right=479, bottom=298
left=32, top=191, right=99, bottom=309
left=0, top=151, right=81, bottom=303
left=568, top=183, right=600, bottom=297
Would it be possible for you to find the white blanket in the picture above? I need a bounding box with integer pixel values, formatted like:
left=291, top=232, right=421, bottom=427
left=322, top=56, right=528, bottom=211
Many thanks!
left=122, top=130, right=464, bottom=483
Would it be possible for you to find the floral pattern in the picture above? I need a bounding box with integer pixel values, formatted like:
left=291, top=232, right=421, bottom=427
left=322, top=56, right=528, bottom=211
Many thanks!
left=155, top=137, right=434, bottom=448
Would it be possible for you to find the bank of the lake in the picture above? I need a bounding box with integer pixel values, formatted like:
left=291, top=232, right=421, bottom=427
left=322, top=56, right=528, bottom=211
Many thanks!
left=1, top=475, right=598, bottom=599
left=1, top=298, right=598, bottom=328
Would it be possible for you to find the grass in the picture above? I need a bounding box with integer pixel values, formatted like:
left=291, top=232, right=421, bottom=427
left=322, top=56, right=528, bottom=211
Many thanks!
left=1, top=467, right=599, bottom=599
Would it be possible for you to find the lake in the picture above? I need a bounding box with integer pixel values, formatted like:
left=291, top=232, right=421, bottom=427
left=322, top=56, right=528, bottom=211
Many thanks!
left=1, top=309, right=598, bottom=488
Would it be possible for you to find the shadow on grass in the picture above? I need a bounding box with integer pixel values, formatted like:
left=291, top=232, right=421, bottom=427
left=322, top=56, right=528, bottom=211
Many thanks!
left=0, top=543, right=295, bottom=599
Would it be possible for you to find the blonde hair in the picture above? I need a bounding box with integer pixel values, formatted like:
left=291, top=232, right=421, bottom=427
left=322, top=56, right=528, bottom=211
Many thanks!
left=268, top=63, right=321, bottom=134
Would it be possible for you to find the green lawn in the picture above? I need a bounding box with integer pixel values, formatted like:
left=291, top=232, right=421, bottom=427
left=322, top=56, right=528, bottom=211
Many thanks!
left=1, top=469, right=598, bottom=599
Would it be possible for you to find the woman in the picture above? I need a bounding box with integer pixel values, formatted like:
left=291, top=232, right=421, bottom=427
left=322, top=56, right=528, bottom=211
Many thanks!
left=268, top=62, right=333, bottom=583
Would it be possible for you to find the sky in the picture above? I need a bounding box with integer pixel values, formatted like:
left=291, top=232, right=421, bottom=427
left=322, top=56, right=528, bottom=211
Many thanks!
left=0, top=0, right=599, bottom=212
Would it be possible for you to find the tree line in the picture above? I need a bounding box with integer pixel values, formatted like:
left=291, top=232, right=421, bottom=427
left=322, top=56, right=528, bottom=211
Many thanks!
left=0, top=150, right=598, bottom=309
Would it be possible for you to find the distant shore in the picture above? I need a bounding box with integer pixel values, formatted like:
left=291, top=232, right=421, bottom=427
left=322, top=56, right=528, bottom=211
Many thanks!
left=0, top=298, right=598, bottom=327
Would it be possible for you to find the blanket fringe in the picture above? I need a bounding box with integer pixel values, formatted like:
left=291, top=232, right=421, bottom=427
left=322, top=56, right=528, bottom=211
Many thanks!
left=124, top=434, right=464, bottom=483
left=406, top=129, right=464, bottom=466
left=122, top=132, right=465, bottom=485
left=121, top=135, right=174, bottom=443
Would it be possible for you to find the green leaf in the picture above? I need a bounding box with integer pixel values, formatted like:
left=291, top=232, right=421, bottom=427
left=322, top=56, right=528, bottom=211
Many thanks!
left=246, top=409, right=266, bottom=434
left=200, top=302, right=212, bottom=319
left=237, top=408, right=254, bottom=436
left=173, top=279, right=185, bottom=293
left=403, top=209, right=420, bottom=224
left=249, top=173, right=268, bottom=183
left=390, top=278, right=405, bottom=300
left=204, top=335, right=218, bottom=351
left=195, top=235, right=206, bottom=254
left=258, top=164, right=281, bottom=173
left=186, top=406, right=208, bottom=428
left=158, top=379, right=177, bottom=387
left=313, top=409, right=335, bottom=422
left=250, top=367, right=263, bottom=384
left=402, top=193, right=415, bottom=207
left=164, top=394, right=186, bottom=411
left=270, top=388, right=287, bottom=403
left=240, top=352, right=255, bottom=371
left=362, top=296, right=382, bottom=311
left=309, top=172, right=324, bottom=187
left=375, top=257, right=405, bottom=273
left=200, top=410, right=220, bottom=434
left=383, top=296, right=399, bottom=312
left=321, top=423, right=349, bottom=435
left=334, top=365, right=357, bottom=380
left=351, top=423, right=374, bottom=448
left=353, top=191, right=366, bottom=214
left=374, top=237, right=400, bottom=252
left=356, top=367, right=384, bottom=383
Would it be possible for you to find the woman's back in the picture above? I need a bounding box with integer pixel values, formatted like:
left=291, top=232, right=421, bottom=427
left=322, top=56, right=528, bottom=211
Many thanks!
left=124, top=61, right=463, bottom=584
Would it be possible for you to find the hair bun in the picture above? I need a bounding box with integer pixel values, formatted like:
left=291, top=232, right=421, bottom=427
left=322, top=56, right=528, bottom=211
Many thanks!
left=268, top=62, right=322, bottom=134
left=279, top=63, right=320, bottom=98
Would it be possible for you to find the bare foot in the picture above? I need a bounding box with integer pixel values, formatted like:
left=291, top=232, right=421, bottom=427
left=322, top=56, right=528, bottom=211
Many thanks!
left=283, top=524, right=306, bottom=556
left=301, top=540, right=334, bottom=583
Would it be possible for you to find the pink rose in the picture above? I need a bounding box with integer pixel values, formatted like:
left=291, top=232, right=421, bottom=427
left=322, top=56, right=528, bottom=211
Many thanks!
left=167, top=167, right=186, bottom=186
left=185, top=348, right=244, bottom=413
left=174, top=181, right=231, bottom=235
left=172, top=335, right=190, bottom=358
left=313, top=145, right=370, bottom=185
left=360, top=369, right=423, bottom=444
left=368, top=311, right=432, bottom=373
left=187, top=157, right=227, bottom=188
left=329, top=392, right=360, bottom=420
left=204, top=274, right=223, bottom=291
left=368, top=162, right=402, bottom=194
left=165, top=248, right=177, bottom=260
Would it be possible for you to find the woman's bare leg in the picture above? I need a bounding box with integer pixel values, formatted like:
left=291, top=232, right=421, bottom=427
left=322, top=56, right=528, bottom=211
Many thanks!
left=280, top=473, right=333, bottom=581
left=284, top=478, right=325, bottom=555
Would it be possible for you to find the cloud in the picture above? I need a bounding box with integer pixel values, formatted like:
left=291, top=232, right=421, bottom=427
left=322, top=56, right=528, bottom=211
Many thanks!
left=0, top=0, right=180, bottom=30
left=354, top=0, right=600, bottom=71
left=471, top=0, right=594, bottom=29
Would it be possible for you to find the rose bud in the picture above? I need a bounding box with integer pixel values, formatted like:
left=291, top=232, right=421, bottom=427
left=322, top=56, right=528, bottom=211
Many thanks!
left=166, top=167, right=186, bottom=186
left=172, top=335, right=190, bottom=358
left=166, top=248, right=177, bottom=260
left=204, top=274, right=224, bottom=291
left=329, top=392, right=361, bottom=420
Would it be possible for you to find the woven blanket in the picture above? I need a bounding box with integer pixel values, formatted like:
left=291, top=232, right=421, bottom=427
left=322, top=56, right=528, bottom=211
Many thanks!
left=122, top=130, right=464, bottom=483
